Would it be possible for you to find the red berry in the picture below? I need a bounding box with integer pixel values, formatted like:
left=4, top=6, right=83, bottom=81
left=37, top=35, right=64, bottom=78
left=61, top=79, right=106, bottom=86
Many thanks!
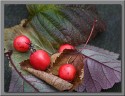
left=59, top=44, right=75, bottom=52
left=58, top=64, right=76, bottom=82
left=13, top=35, right=31, bottom=52
left=30, top=50, right=50, bottom=71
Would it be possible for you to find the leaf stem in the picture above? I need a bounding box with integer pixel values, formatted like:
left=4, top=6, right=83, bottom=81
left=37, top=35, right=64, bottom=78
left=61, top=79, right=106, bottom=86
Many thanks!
left=81, top=19, right=98, bottom=51
left=70, top=19, right=97, bottom=63
left=5, top=51, right=39, bottom=92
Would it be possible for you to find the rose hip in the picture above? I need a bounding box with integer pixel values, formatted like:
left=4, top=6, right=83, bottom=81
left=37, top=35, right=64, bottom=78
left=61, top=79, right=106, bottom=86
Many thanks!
left=59, top=44, right=75, bottom=52
left=30, top=50, right=50, bottom=71
left=13, top=35, right=31, bottom=52
left=58, top=64, right=76, bottom=82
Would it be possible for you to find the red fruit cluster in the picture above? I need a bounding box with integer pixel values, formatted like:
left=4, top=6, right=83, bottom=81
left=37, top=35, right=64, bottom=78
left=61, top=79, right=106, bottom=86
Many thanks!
left=13, top=36, right=76, bottom=81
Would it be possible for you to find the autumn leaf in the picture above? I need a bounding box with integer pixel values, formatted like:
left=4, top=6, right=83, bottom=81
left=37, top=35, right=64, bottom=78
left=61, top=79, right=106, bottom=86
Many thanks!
left=20, top=60, right=73, bottom=91
left=50, top=53, right=61, bottom=65
left=50, top=49, right=85, bottom=90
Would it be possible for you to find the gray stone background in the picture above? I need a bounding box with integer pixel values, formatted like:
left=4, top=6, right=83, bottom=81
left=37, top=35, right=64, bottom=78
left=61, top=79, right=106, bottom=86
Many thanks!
left=4, top=4, right=121, bottom=92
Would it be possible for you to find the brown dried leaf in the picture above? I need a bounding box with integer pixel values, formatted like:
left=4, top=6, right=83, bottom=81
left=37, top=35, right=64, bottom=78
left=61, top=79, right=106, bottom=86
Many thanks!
left=50, top=53, right=61, bottom=67
left=50, top=49, right=85, bottom=90
left=20, top=60, right=73, bottom=91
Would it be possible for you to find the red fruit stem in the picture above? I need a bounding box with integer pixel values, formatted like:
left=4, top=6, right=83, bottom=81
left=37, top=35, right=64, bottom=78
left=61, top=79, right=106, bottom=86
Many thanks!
left=27, top=43, right=36, bottom=54
left=4, top=51, right=39, bottom=92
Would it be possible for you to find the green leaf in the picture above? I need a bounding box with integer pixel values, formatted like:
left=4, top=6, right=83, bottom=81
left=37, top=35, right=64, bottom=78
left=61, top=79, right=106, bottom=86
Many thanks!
left=27, top=4, right=106, bottom=46
left=4, top=20, right=56, bottom=75
left=27, top=4, right=60, bottom=16
left=4, top=21, right=58, bottom=92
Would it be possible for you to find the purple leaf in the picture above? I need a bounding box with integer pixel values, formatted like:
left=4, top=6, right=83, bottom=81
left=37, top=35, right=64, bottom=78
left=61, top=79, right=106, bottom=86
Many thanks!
left=77, top=44, right=120, bottom=59
left=75, top=45, right=121, bottom=92
left=9, top=68, right=57, bottom=92
left=9, top=69, right=37, bottom=92
left=23, top=75, right=57, bottom=92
